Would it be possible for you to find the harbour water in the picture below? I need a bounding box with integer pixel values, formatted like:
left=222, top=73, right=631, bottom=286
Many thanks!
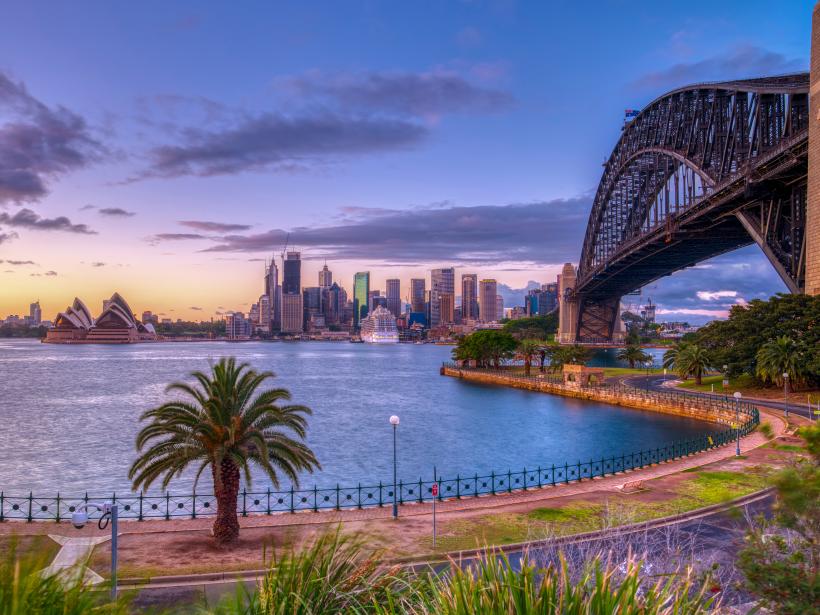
left=0, top=339, right=707, bottom=496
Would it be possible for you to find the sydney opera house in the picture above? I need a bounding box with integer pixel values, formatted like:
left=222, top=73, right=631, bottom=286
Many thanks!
left=44, top=292, right=158, bottom=344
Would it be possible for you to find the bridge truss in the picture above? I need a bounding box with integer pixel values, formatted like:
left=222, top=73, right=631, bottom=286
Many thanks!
left=571, top=74, right=810, bottom=342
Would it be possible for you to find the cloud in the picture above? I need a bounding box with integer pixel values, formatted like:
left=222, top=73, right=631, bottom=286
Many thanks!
left=91, top=261, right=106, bottom=267
left=189, top=306, right=203, bottom=311
left=0, top=208, right=96, bottom=234
left=179, top=220, right=251, bottom=232
left=148, top=232, right=208, bottom=242
left=0, top=71, right=106, bottom=205
left=284, top=69, right=512, bottom=116
left=30, top=270, right=57, bottom=277
left=202, top=197, right=590, bottom=266
left=695, top=290, right=738, bottom=301
left=79, top=204, right=95, bottom=211
left=137, top=113, right=427, bottom=179
left=632, top=45, right=806, bottom=92
left=45, top=270, right=57, bottom=276
left=98, top=207, right=136, bottom=217
left=0, top=259, right=36, bottom=265
left=0, top=229, right=18, bottom=244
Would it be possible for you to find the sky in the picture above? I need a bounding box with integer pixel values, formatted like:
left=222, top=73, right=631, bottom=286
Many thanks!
left=0, top=1, right=812, bottom=323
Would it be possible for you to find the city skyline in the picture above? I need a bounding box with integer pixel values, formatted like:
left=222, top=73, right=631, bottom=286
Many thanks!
left=0, top=2, right=811, bottom=323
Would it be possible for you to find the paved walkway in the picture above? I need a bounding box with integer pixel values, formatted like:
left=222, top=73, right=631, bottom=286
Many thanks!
left=32, top=406, right=788, bottom=538
left=43, top=535, right=111, bottom=584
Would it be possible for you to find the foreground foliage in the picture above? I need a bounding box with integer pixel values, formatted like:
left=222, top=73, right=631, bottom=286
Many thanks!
left=738, top=423, right=820, bottom=614
left=0, top=541, right=127, bottom=615
left=130, top=357, right=320, bottom=544
left=208, top=530, right=718, bottom=615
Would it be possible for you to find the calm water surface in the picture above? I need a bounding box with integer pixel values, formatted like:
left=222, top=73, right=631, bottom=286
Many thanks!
left=0, top=339, right=707, bottom=496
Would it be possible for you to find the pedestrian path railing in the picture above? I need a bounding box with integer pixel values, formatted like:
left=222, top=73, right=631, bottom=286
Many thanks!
left=0, top=366, right=759, bottom=522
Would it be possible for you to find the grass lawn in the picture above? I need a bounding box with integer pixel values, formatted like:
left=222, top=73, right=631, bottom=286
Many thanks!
left=603, top=367, right=662, bottom=378
left=676, top=374, right=756, bottom=393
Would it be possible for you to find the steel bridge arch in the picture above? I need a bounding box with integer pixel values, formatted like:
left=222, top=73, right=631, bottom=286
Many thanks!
left=564, top=73, right=810, bottom=343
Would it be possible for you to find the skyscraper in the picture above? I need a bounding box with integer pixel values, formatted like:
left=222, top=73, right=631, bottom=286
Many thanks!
left=29, top=301, right=41, bottom=325
left=479, top=279, right=498, bottom=322
left=319, top=263, right=332, bottom=288
left=496, top=294, right=504, bottom=321
left=353, top=272, right=370, bottom=329
left=265, top=258, right=280, bottom=331
left=386, top=278, right=401, bottom=317
left=410, top=278, right=426, bottom=313
left=439, top=293, right=455, bottom=324
left=281, top=252, right=303, bottom=333
left=461, top=274, right=478, bottom=321
left=430, top=267, right=455, bottom=327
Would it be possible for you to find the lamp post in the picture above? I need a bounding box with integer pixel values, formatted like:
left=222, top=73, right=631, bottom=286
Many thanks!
left=733, top=391, right=742, bottom=457
left=71, top=502, right=118, bottom=600
left=389, top=415, right=400, bottom=518
left=782, top=373, right=789, bottom=418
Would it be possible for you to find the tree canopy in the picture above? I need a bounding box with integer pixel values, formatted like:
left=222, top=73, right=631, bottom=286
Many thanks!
left=452, top=330, right=518, bottom=368
left=502, top=313, right=557, bottom=340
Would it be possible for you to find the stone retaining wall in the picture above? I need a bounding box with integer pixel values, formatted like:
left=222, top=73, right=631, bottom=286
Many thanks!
left=441, top=367, right=737, bottom=425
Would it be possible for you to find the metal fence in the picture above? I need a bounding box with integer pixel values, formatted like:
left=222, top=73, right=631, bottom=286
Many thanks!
left=0, top=367, right=759, bottom=522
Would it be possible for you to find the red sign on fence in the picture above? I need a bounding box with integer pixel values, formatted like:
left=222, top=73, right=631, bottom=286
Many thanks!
left=431, top=483, right=439, bottom=497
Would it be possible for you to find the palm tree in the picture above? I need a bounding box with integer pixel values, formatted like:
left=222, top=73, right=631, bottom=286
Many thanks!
left=662, top=341, right=689, bottom=371
left=516, top=339, right=542, bottom=376
left=616, top=344, right=652, bottom=369
left=129, top=358, right=320, bottom=545
left=755, top=336, right=805, bottom=391
left=675, top=344, right=712, bottom=385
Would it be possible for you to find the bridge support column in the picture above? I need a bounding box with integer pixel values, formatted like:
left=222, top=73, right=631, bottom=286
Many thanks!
left=557, top=263, right=578, bottom=344
left=808, top=1, right=820, bottom=295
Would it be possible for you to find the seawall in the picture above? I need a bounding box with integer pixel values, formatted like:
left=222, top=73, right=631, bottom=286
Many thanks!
left=441, top=367, right=738, bottom=425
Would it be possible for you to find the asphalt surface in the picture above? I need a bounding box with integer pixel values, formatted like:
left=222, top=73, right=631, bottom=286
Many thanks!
left=130, top=492, right=775, bottom=611
left=626, top=374, right=814, bottom=420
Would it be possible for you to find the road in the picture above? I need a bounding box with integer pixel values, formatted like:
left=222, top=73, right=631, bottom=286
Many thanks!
left=625, top=374, right=814, bottom=420
left=131, top=492, right=774, bottom=611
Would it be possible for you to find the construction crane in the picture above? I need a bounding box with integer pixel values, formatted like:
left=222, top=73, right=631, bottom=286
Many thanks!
left=280, top=232, right=290, bottom=264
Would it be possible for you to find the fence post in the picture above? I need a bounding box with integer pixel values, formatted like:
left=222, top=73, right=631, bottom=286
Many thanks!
left=455, top=476, right=460, bottom=499
left=314, top=486, right=319, bottom=512
left=507, top=469, right=512, bottom=493
left=357, top=483, right=362, bottom=509
left=192, top=489, right=196, bottom=519
left=138, top=493, right=143, bottom=521
left=491, top=471, right=496, bottom=495
left=551, top=464, right=556, bottom=486
left=290, top=487, right=295, bottom=513
left=399, top=480, right=404, bottom=504
left=0, top=492, right=3, bottom=522
left=27, top=492, right=32, bottom=522
left=165, top=492, right=170, bottom=520
left=336, top=484, right=340, bottom=511
left=474, top=473, right=479, bottom=497
left=241, top=488, right=247, bottom=517
left=56, top=493, right=61, bottom=522
left=537, top=466, right=542, bottom=489
left=418, top=478, right=423, bottom=504
left=267, top=488, right=271, bottom=515
left=378, top=481, right=383, bottom=507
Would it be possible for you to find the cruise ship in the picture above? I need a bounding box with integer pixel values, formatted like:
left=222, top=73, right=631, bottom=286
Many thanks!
left=359, top=305, right=399, bottom=344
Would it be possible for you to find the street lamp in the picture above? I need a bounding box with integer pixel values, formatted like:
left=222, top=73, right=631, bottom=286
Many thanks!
left=733, top=391, right=742, bottom=457
left=782, top=373, right=790, bottom=418
left=71, top=502, right=118, bottom=600
left=389, top=415, right=400, bottom=518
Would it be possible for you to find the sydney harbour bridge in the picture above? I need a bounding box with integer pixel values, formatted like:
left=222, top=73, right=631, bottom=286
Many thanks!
left=558, top=59, right=820, bottom=343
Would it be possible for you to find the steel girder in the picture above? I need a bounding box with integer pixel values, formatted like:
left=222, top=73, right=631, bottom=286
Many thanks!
left=571, top=73, right=810, bottom=343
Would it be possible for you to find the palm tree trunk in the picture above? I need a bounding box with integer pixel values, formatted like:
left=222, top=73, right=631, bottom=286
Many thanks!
left=695, top=371, right=702, bottom=386
left=213, top=459, right=240, bottom=544
left=539, top=351, right=546, bottom=373
left=524, top=358, right=531, bottom=376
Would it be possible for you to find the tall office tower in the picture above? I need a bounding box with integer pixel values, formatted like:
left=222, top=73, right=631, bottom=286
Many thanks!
left=496, top=294, right=504, bottom=320
left=541, top=283, right=558, bottom=313
left=226, top=312, right=252, bottom=339
left=461, top=274, right=478, bottom=320
left=248, top=302, right=260, bottom=325
left=265, top=257, right=280, bottom=331
left=303, top=286, right=322, bottom=327
left=386, top=278, right=401, bottom=317
left=29, top=301, right=41, bottom=325
left=280, top=252, right=303, bottom=333
left=368, top=290, right=381, bottom=312
left=319, top=263, right=332, bottom=288
left=430, top=267, right=455, bottom=326
left=439, top=293, right=455, bottom=324
left=479, top=279, right=498, bottom=322
left=258, top=295, right=271, bottom=332
left=410, top=278, right=426, bottom=313
left=353, top=272, right=370, bottom=329
left=322, top=282, right=343, bottom=324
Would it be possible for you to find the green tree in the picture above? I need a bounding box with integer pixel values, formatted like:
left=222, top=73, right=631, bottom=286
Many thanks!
left=738, top=423, right=819, bottom=614
left=755, top=336, right=807, bottom=392
left=129, top=358, right=319, bottom=544
left=616, top=344, right=652, bottom=369
left=662, top=341, right=689, bottom=371
left=516, top=339, right=542, bottom=376
left=548, top=344, right=592, bottom=373
left=502, top=313, right=557, bottom=340
left=674, top=344, right=712, bottom=385
left=451, top=330, right=517, bottom=369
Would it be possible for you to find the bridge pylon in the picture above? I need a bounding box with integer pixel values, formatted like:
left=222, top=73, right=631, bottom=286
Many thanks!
left=807, top=1, right=820, bottom=295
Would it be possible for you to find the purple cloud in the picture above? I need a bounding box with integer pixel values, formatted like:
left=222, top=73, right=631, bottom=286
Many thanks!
left=0, top=208, right=96, bottom=234
left=179, top=220, right=251, bottom=232
left=98, top=207, right=136, bottom=217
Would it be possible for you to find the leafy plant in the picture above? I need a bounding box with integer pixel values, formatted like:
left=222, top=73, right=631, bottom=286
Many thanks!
left=130, top=358, right=319, bottom=544
left=616, top=344, right=652, bottom=369
left=755, top=336, right=807, bottom=391
left=515, top=338, right=543, bottom=376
